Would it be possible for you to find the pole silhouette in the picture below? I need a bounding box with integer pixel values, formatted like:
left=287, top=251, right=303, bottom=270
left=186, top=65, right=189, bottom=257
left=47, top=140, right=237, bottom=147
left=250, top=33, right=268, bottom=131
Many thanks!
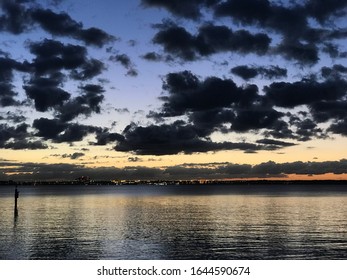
left=14, top=186, right=19, bottom=217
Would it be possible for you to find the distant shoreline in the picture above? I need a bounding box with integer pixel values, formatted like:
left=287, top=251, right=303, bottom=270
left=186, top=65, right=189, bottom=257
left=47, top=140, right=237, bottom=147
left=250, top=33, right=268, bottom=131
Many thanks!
left=1, top=179, right=347, bottom=186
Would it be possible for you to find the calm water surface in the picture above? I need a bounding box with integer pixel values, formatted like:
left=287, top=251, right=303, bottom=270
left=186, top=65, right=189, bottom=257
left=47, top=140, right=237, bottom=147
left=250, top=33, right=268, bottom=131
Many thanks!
left=1, top=184, right=347, bottom=259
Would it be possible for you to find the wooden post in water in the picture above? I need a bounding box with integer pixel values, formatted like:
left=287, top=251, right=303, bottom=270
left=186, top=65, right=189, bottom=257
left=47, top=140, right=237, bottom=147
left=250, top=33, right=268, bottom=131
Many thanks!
left=14, top=186, right=19, bottom=217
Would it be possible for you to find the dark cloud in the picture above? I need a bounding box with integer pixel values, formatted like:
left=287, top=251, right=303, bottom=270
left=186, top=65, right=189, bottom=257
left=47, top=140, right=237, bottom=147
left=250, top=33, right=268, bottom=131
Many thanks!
left=70, top=59, right=104, bottom=81
left=77, top=27, right=115, bottom=48
left=231, top=65, right=287, bottom=80
left=264, top=78, right=347, bottom=108
left=24, top=75, right=71, bottom=112
left=141, top=52, right=164, bottom=62
left=128, top=40, right=137, bottom=47
left=62, top=152, right=85, bottom=160
left=141, top=0, right=347, bottom=65
left=93, top=129, right=124, bottom=146
left=0, top=1, right=137, bottom=154
left=322, top=43, right=340, bottom=58
left=0, top=56, right=30, bottom=107
left=0, top=123, right=28, bottom=145
left=214, top=0, right=308, bottom=39
left=2, top=159, right=347, bottom=181
left=230, top=65, right=258, bottom=80
left=215, top=0, right=273, bottom=26
left=33, top=118, right=68, bottom=139
left=110, top=54, right=138, bottom=77
left=186, top=108, right=235, bottom=135
left=30, top=8, right=114, bottom=47
left=305, top=0, right=347, bottom=23
left=33, top=118, right=103, bottom=144
left=0, top=2, right=114, bottom=47
left=0, top=56, right=30, bottom=82
left=54, top=123, right=101, bottom=143
left=152, top=23, right=196, bottom=61
left=152, top=22, right=271, bottom=61
left=0, top=123, right=47, bottom=150
left=0, top=161, right=164, bottom=181
left=0, top=82, right=20, bottom=107
left=197, top=24, right=271, bottom=56
left=150, top=71, right=287, bottom=136
left=321, top=64, right=347, bottom=79
left=128, top=156, right=142, bottom=162
left=329, top=118, right=347, bottom=136
left=57, top=84, right=105, bottom=122
left=51, top=152, right=85, bottom=160
left=294, top=119, right=325, bottom=141
left=263, top=119, right=297, bottom=141
left=125, top=68, right=138, bottom=77
left=141, top=0, right=220, bottom=20
left=251, top=159, right=347, bottom=176
left=21, top=39, right=106, bottom=119
left=255, top=139, right=296, bottom=148
left=3, top=139, right=47, bottom=150
left=115, top=108, right=130, bottom=114
left=231, top=107, right=284, bottom=132
left=310, top=100, right=347, bottom=123
left=0, top=0, right=31, bottom=34
left=276, top=40, right=319, bottom=65
left=156, top=71, right=258, bottom=117
left=114, top=121, right=285, bottom=155
left=0, top=111, right=26, bottom=123
left=215, top=0, right=347, bottom=49
left=213, top=0, right=347, bottom=64
left=27, top=39, right=104, bottom=79
left=110, top=54, right=131, bottom=68
left=49, top=0, right=64, bottom=7
left=2, top=0, right=347, bottom=158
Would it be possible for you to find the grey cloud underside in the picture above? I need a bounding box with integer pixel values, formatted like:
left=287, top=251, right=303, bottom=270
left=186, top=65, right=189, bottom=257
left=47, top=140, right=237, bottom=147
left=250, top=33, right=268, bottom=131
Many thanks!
left=2, top=159, right=347, bottom=181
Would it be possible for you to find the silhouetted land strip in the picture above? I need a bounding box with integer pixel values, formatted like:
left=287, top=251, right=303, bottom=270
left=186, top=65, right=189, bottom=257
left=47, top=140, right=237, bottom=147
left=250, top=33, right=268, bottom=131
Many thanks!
left=1, top=179, right=347, bottom=186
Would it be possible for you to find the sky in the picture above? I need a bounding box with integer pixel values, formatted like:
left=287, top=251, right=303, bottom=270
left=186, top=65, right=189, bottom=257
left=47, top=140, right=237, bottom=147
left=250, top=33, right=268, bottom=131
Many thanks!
left=1, top=0, right=347, bottom=181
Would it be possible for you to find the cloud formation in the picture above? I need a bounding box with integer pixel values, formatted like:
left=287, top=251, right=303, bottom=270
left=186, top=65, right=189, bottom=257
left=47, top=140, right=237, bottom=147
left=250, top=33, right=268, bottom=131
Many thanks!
left=147, top=0, right=347, bottom=64
left=148, top=70, right=289, bottom=136
left=0, top=0, right=117, bottom=151
left=2, top=159, right=347, bottom=181
left=231, top=65, right=287, bottom=80
left=152, top=21, right=271, bottom=61
left=113, top=121, right=294, bottom=155
left=110, top=54, right=138, bottom=77
left=141, top=0, right=219, bottom=20
left=0, top=1, right=114, bottom=46
left=0, top=123, right=47, bottom=150
left=1, top=0, right=347, bottom=179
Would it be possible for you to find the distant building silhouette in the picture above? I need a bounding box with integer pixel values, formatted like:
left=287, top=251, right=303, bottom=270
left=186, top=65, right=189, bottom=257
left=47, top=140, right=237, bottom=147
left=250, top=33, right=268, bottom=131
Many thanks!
left=76, top=176, right=91, bottom=184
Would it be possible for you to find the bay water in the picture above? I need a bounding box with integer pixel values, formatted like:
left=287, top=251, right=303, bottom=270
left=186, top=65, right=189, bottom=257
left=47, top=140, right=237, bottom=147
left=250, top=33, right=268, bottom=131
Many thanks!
left=1, top=184, right=346, bottom=259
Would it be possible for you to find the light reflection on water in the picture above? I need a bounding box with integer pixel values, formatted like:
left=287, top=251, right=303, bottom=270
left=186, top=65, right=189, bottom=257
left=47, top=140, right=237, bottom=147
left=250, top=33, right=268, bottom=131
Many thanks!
left=1, top=185, right=347, bottom=259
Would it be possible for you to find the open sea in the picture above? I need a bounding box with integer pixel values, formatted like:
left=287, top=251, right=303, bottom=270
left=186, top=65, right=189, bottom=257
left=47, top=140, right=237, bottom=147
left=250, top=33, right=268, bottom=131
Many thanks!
left=0, top=184, right=346, bottom=260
